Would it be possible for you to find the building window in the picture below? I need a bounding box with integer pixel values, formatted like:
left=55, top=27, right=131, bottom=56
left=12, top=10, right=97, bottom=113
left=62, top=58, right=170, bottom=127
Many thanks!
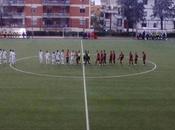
left=80, top=8, right=85, bottom=13
left=80, top=5, right=85, bottom=13
left=143, top=0, right=148, bottom=5
left=32, top=18, right=37, bottom=26
left=105, top=13, right=110, bottom=19
left=155, top=0, right=158, bottom=4
left=118, top=8, right=122, bottom=15
left=17, top=8, right=23, bottom=13
left=31, top=7, right=36, bottom=14
left=153, top=23, right=157, bottom=28
left=117, top=0, right=121, bottom=5
left=144, top=11, right=147, bottom=17
left=117, top=19, right=122, bottom=26
left=46, top=8, right=52, bottom=13
left=142, top=22, right=147, bottom=27
left=80, top=18, right=86, bottom=25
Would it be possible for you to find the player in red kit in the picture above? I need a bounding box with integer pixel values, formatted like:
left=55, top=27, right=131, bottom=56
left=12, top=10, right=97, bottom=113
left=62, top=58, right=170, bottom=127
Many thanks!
left=142, top=51, right=146, bottom=65
left=134, top=52, right=139, bottom=65
left=129, top=51, right=134, bottom=65
left=76, top=50, right=81, bottom=64
left=65, top=49, right=70, bottom=64
left=95, top=50, right=100, bottom=65
left=100, top=50, right=104, bottom=65
left=112, top=50, right=116, bottom=64
left=109, top=51, right=112, bottom=64
left=103, top=50, right=107, bottom=64
left=118, top=51, right=124, bottom=64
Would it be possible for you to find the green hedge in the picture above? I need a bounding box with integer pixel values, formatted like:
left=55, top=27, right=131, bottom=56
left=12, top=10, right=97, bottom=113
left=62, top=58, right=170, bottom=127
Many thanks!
left=95, top=32, right=136, bottom=37
left=167, top=33, right=175, bottom=38
left=27, top=31, right=84, bottom=37
left=27, top=31, right=175, bottom=38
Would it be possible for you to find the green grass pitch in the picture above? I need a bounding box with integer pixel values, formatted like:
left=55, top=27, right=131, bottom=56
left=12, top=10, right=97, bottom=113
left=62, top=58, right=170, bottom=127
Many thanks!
left=0, top=38, right=175, bottom=130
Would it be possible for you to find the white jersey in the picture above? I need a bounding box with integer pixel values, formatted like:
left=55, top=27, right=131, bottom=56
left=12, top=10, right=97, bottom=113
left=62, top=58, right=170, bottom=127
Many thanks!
left=0, top=51, right=2, bottom=59
left=0, top=50, right=2, bottom=64
left=45, top=52, right=50, bottom=59
left=38, top=51, right=44, bottom=64
left=2, top=50, right=7, bottom=64
left=70, top=51, right=75, bottom=64
left=60, top=52, right=64, bottom=64
left=11, top=51, right=16, bottom=65
left=45, top=52, right=50, bottom=64
left=56, top=51, right=60, bottom=64
left=3, top=51, right=7, bottom=59
left=9, top=51, right=13, bottom=64
left=51, top=53, right=56, bottom=64
left=78, top=52, right=81, bottom=57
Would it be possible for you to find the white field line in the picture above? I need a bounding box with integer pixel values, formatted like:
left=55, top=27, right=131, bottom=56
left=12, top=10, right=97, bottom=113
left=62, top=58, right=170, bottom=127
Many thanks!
left=9, top=56, right=157, bottom=79
left=9, top=56, right=82, bottom=79
left=81, top=40, right=90, bottom=130
left=87, top=60, right=157, bottom=79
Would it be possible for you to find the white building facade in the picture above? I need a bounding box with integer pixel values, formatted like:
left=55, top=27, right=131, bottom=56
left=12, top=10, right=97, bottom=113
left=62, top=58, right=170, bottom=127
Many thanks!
left=101, top=0, right=124, bottom=32
left=101, top=0, right=175, bottom=32
left=137, top=0, right=175, bottom=32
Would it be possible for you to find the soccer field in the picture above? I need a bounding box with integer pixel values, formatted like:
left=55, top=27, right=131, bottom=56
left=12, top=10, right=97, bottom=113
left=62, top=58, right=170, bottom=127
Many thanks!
left=0, top=38, right=175, bottom=130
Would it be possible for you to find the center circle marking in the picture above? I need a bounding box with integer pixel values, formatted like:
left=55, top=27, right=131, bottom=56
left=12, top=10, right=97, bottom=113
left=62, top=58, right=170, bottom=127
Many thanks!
left=9, top=56, right=157, bottom=79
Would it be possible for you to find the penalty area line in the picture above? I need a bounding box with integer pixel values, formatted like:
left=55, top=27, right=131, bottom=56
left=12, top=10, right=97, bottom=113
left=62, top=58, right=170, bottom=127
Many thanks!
left=81, top=40, right=90, bottom=130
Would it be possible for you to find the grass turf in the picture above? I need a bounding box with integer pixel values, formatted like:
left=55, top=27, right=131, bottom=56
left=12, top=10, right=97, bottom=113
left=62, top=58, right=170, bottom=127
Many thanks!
left=0, top=38, right=175, bottom=130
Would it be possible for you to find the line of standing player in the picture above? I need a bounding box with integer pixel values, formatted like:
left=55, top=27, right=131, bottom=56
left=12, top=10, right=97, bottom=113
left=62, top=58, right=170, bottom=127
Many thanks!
left=39, top=49, right=146, bottom=65
left=95, top=50, right=146, bottom=65
left=39, top=49, right=82, bottom=65
left=0, top=49, right=16, bottom=65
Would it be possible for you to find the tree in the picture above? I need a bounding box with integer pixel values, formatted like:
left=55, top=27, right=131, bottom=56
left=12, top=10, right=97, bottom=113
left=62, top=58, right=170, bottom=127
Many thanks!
left=121, top=0, right=144, bottom=32
left=91, top=12, right=105, bottom=32
left=153, top=0, right=175, bottom=30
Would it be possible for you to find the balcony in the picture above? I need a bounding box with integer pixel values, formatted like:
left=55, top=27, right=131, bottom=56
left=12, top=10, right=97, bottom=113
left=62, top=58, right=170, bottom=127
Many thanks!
left=43, top=24, right=69, bottom=31
left=43, top=0, right=70, bottom=6
left=2, top=13, right=24, bottom=19
left=44, top=24, right=68, bottom=28
left=0, top=24, right=24, bottom=28
left=2, top=0, right=24, bottom=6
left=43, top=13, right=69, bottom=18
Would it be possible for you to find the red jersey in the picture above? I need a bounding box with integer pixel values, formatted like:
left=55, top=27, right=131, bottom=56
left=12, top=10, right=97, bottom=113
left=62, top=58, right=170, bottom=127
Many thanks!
left=109, top=52, right=112, bottom=60
left=65, top=50, right=69, bottom=58
left=143, top=53, right=146, bottom=60
left=135, top=54, right=138, bottom=60
left=100, top=52, right=104, bottom=63
left=103, top=52, right=106, bottom=60
left=112, top=52, right=116, bottom=60
left=129, top=53, right=133, bottom=61
left=96, top=53, right=100, bottom=60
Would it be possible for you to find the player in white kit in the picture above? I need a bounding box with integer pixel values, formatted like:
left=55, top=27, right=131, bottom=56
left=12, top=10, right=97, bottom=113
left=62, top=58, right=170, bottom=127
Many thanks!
left=45, top=51, right=50, bottom=64
left=38, top=50, right=44, bottom=64
left=11, top=50, right=16, bottom=65
left=51, top=52, right=56, bottom=64
left=56, top=50, right=60, bottom=64
left=2, top=49, right=7, bottom=64
left=9, top=49, right=12, bottom=65
left=70, top=50, right=75, bottom=64
left=0, top=49, right=2, bottom=64
left=60, top=49, right=64, bottom=64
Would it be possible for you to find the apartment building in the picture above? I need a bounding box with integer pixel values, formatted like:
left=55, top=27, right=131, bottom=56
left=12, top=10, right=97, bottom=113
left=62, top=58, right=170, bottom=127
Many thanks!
left=101, top=0, right=124, bottom=32
left=0, top=0, right=91, bottom=32
left=137, top=0, right=175, bottom=32
left=101, top=0, right=175, bottom=32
